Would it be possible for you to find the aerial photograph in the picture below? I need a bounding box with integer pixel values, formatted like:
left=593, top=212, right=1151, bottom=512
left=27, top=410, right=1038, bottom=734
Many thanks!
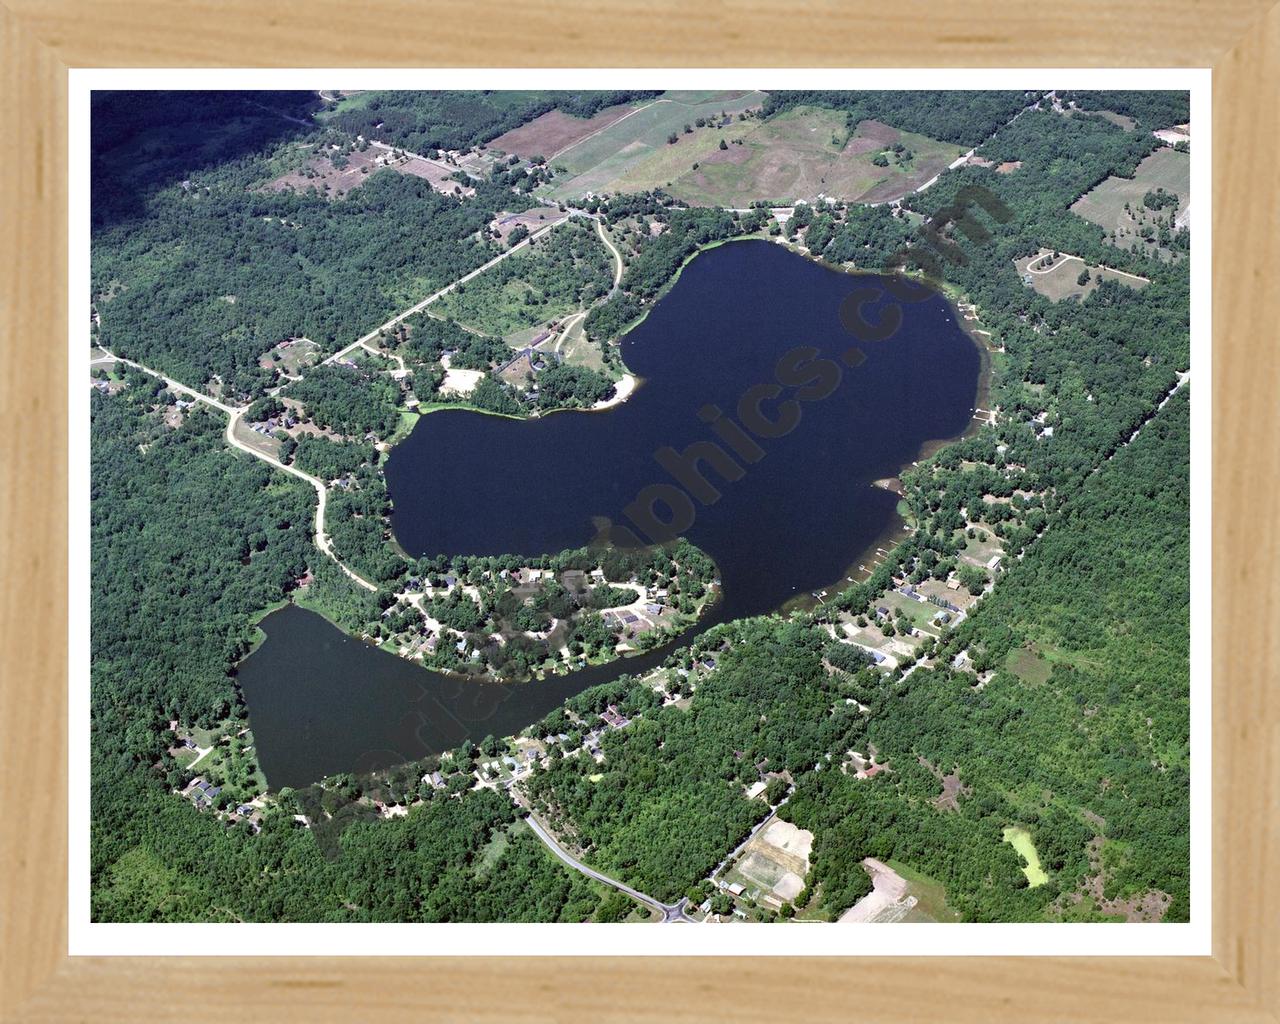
left=89, top=86, right=1191, bottom=926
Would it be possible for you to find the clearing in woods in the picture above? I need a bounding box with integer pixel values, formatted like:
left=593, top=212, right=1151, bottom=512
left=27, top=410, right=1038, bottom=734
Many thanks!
left=430, top=219, right=612, bottom=339
left=1070, top=147, right=1190, bottom=259
left=1003, top=826, right=1050, bottom=887
left=541, top=90, right=768, bottom=198
left=263, top=143, right=472, bottom=200
left=1013, top=248, right=1149, bottom=302
left=556, top=105, right=961, bottom=207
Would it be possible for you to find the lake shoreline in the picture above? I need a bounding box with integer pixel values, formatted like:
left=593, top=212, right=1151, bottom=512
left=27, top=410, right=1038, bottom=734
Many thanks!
left=244, top=239, right=984, bottom=786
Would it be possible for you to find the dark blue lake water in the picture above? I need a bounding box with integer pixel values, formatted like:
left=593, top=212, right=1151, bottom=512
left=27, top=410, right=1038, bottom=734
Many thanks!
left=240, top=240, right=980, bottom=788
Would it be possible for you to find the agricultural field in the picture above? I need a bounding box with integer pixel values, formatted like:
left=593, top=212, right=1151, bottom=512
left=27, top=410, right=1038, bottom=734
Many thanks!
left=1013, top=248, right=1150, bottom=302
left=540, top=89, right=767, bottom=198
left=1070, top=147, right=1190, bottom=259
left=488, top=102, right=640, bottom=160
left=543, top=101, right=962, bottom=207
left=431, top=218, right=613, bottom=339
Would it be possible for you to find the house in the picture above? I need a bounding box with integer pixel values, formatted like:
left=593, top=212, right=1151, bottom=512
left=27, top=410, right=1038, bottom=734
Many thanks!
left=726, top=882, right=746, bottom=897
left=986, top=555, right=1002, bottom=570
left=644, top=603, right=663, bottom=616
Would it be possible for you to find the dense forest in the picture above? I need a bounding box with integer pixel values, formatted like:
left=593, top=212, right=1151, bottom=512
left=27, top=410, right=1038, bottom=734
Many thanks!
left=792, top=394, right=1190, bottom=920
left=324, top=90, right=663, bottom=153
left=91, top=90, right=538, bottom=399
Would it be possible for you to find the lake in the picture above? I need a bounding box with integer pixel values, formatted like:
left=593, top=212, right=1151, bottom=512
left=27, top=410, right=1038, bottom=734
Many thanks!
left=240, top=239, right=981, bottom=787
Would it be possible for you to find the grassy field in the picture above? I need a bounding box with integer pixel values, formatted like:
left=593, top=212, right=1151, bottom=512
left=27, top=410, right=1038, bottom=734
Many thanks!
left=1005, top=646, right=1053, bottom=685
left=546, top=101, right=962, bottom=207
left=1003, top=826, right=1050, bottom=887
left=543, top=90, right=767, bottom=198
left=1013, top=249, right=1150, bottom=303
left=1070, top=148, right=1190, bottom=259
left=670, top=109, right=960, bottom=206
left=431, top=219, right=611, bottom=338
left=885, top=859, right=962, bottom=922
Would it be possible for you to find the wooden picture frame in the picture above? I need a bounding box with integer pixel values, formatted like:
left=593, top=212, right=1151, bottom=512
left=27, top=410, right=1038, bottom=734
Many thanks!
left=2, top=3, right=1276, bottom=1018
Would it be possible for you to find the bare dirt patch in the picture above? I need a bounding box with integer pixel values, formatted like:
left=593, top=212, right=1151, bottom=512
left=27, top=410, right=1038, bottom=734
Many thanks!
left=838, top=858, right=916, bottom=923
left=726, top=817, right=814, bottom=907
left=489, top=104, right=638, bottom=160
left=264, top=147, right=471, bottom=200
left=489, top=207, right=563, bottom=243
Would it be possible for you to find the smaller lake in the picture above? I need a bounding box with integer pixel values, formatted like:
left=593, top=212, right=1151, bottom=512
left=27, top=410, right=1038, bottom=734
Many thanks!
left=238, top=602, right=706, bottom=789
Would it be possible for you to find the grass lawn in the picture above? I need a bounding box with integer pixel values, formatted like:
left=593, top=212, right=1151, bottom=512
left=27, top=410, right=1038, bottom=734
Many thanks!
left=1013, top=249, right=1149, bottom=303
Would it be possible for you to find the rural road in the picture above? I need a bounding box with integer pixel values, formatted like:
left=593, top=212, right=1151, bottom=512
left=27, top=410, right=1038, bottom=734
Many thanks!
left=323, top=213, right=572, bottom=367
left=523, top=812, right=690, bottom=922
left=595, top=217, right=624, bottom=294
left=224, top=409, right=378, bottom=592
left=366, top=139, right=479, bottom=180
left=93, top=350, right=378, bottom=592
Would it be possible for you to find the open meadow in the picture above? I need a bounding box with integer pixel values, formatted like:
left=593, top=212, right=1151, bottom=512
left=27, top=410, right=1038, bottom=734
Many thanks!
left=1070, top=147, right=1190, bottom=259
left=541, top=100, right=960, bottom=207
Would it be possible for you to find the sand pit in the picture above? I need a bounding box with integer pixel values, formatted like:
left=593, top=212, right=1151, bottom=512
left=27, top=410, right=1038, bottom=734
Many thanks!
left=761, top=819, right=813, bottom=863
left=438, top=357, right=484, bottom=397
left=838, top=858, right=918, bottom=923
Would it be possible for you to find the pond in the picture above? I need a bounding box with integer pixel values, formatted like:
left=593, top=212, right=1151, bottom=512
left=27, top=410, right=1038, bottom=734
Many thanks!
left=240, top=239, right=981, bottom=788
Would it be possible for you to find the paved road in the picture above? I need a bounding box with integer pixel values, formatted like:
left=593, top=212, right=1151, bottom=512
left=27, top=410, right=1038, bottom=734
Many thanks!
left=523, top=812, right=690, bottom=922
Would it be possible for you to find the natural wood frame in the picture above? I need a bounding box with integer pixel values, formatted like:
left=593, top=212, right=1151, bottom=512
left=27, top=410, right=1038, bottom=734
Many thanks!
left=2, top=3, right=1276, bottom=1019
